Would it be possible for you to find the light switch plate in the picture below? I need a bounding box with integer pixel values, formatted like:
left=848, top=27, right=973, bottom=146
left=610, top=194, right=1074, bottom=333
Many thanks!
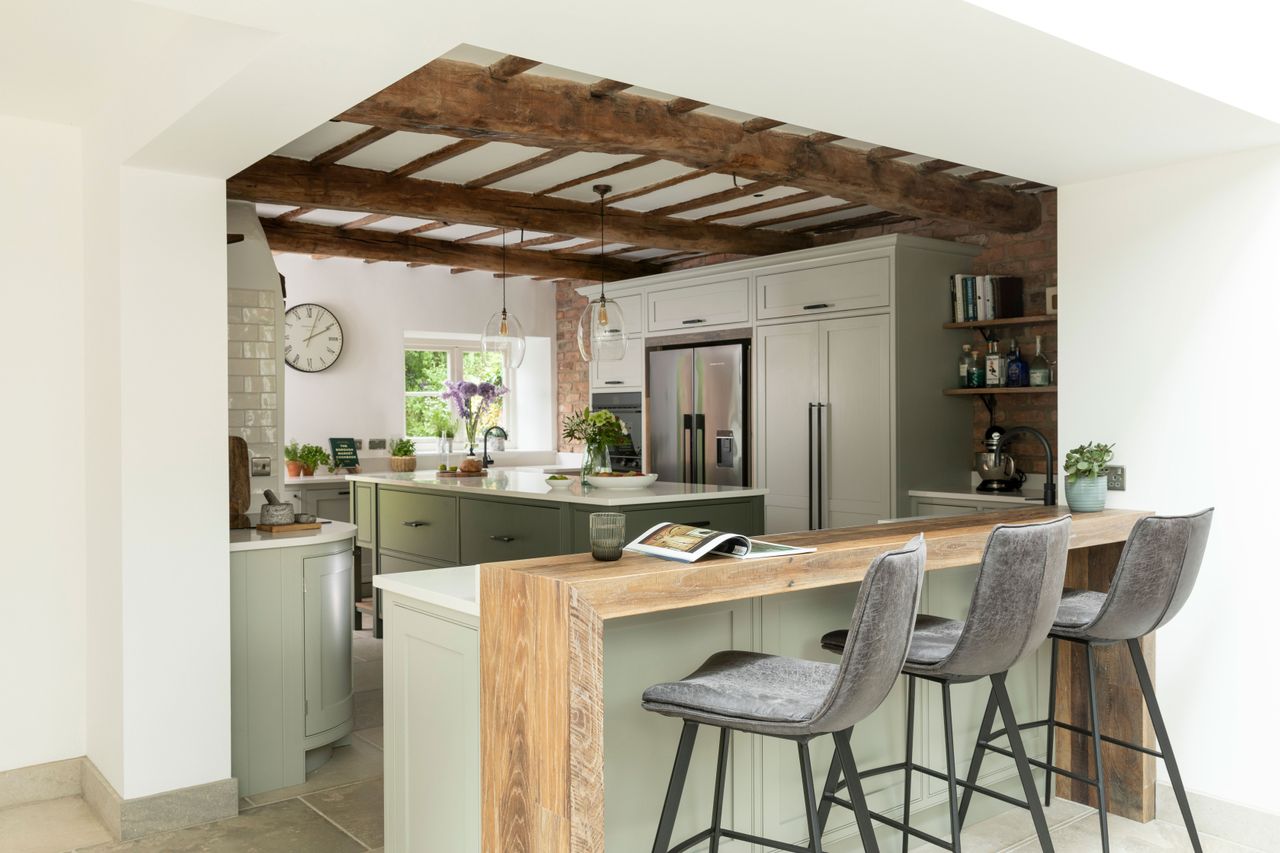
left=250, top=456, right=271, bottom=477
left=353, top=439, right=363, bottom=450
left=368, top=438, right=387, bottom=450
left=1106, top=465, right=1126, bottom=491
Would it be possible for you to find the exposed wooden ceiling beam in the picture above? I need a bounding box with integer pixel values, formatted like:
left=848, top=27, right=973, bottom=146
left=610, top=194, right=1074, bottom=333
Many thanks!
left=389, top=139, right=485, bottom=178
left=399, top=221, right=451, bottom=235
left=276, top=207, right=314, bottom=222
left=454, top=227, right=506, bottom=244
left=260, top=218, right=658, bottom=281
left=605, top=168, right=711, bottom=204
left=867, top=146, right=910, bottom=160
left=667, top=98, right=706, bottom=114
left=551, top=239, right=604, bottom=255
left=231, top=156, right=810, bottom=256
left=963, top=170, right=1003, bottom=182
left=589, top=79, right=630, bottom=97
left=648, top=181, right=775, bottom=217
left=750, top=200, right=866, bottom=229
left=799, top=209, right=905, bottom=233
left=312, top=127, right=394, bottom=165
left=488, top=55, right=539, bottom=81
left=698, top=190, right=822, bottom=223
left=515, top=233, right=575, bottom=248
left=917, top=159, right=961, bottom=174
left=339, top=59, right=1041, bottom=231
left=451, top=267, right=473, bottom=275
left=742, top=117, right=784, bottom=134
left=807, top=131, right=843, bottom=145
left=465, top=148, right=577, bottom=189
left=341, top=213, right=391, bottom=229
left=534, top=155, right=658, bottom=196
left=407, top=262, right=430, bottom=268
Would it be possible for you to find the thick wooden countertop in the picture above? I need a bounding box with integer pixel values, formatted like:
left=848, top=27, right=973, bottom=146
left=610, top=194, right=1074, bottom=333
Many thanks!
left=482, top=507, right=1147, bottom=620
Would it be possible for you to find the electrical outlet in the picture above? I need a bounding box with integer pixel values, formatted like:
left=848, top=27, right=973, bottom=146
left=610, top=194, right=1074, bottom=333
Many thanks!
left=1106, top=465, right=1126, bottom=491
left=353, top=438, right=363, bottom=450
left=250, top=456, right=271, bottom=477
left=368, top=438, right=387, bottom=450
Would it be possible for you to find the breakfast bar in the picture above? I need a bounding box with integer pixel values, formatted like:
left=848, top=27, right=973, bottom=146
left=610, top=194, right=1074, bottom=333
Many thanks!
left=478, top=507, right=1154, bottom=852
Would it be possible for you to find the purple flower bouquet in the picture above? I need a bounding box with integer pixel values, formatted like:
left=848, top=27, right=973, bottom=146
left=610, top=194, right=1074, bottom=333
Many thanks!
left=442, top=379, right=508, bottom=451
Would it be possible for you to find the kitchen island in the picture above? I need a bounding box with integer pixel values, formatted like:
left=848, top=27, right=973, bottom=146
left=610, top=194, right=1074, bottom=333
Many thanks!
left=375, top=507, right=1155, bottom=852
left=349, top=470, right=766, bottom=634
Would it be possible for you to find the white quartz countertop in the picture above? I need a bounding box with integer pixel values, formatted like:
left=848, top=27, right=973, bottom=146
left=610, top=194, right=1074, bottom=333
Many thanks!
left=229, top=519, right=357, bottom=552
left=908, top=487, right=1046, bottom=506
left=346, top=470, right=767, bottom=507
left=374, top=565, right=479, bottom=617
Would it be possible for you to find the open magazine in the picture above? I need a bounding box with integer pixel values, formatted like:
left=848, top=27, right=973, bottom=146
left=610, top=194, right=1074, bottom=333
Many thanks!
left=624, top=522, right=816, bottom=563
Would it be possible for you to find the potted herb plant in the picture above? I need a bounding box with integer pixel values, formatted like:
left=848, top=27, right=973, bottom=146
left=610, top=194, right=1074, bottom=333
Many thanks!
left=297, top=443, right=331, bottom=477
left=1064, top=441, right=1114, bottom=512
left=284, top=440, right=304, bottom=478
left=389, top=437, right=418, bottom=472
left=562, top=407, right=626, bottom=478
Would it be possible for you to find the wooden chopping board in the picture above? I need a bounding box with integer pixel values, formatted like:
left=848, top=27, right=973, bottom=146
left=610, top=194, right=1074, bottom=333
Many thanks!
left=229, top=436, right=252, bottom=529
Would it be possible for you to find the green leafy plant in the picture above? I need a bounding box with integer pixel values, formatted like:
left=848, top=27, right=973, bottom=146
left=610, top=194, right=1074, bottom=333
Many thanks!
left=1064, top=442, right=1114, bottom=483
left=296, top=443, right=331, bottom=472
left=390, top=438, right=417, bottom=457
left=561, top=407, right=626, bottom=448
left=284, top=440, right=302, bottom=463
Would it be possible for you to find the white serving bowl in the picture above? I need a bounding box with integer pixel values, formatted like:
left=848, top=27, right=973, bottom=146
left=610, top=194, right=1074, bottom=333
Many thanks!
left=545, top=476, right=573, bottom=489
left=585, top=473, right=659, bottom=489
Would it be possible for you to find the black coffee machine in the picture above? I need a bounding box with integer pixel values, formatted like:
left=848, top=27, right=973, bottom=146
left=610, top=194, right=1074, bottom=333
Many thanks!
left=975, top=424, right=1027, bottom=493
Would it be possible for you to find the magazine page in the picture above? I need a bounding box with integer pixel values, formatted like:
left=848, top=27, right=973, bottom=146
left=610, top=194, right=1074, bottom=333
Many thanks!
left=716, top=538, right=817, bottom=560
left=624, top=523, right=748, bottom=563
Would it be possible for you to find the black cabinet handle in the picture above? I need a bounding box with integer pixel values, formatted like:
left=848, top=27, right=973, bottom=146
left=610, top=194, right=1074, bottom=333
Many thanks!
left=402, top=520, right=429, bottom=528
left=490, top=535, right=516, bottom=542
left=803, top=303, right=832, bottom=310
left=338, top=490, right=350, bottom=496
left=681, top=318, right=706, bottom=325
left=605, top=380, right=624, bottom=385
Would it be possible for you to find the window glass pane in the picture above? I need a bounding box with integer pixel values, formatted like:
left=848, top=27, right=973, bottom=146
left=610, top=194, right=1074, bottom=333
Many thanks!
left=405, top=349, right=449, bottom=393
left=405, top=396, right=447, bottom=438
left=462, top=350, right=506, bottom=432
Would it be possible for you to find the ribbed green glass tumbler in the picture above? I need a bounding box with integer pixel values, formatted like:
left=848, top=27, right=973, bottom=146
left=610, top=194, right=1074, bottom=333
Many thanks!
left=589, top=512, right=626, bottom=562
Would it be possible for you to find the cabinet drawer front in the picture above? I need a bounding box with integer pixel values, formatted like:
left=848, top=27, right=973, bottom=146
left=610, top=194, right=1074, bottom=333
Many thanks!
left=459, top=500, right=562, bottom=564
left=647, top=278, right=750, bottom=332
left=756, top=255, right=890, bottom=320
left=379, top=489, right=459, bottom=561
left=380, top=552, right=457, bottom=575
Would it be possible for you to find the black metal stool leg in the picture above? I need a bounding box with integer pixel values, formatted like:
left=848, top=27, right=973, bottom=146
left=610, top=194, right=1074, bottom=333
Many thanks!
left=1085, top=644, right=1110, bottom=852
left=992, top=673, right=1055, bottom=852
left=709, top=728, right=730, bottom=853
left=1128, top=639, right=1202, bottom=853
left=941, top=682, right=963, bottom=853
left=957, top=683, right=999, bottom=826
left=833, top=728, right=881, bottom=853
left=652, top=721, right=699, bottom=853
left=817, top=737, right=844, bottom=833
left=798, top=740, right=825, bottom=853
left=1044, top=637, right=1060, bottom=807
left=900, top=675, right=917, bottom=853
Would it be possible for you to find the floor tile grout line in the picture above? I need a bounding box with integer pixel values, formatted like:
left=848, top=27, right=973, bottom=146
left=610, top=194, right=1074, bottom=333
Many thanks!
left=299, top=794, right=373, bottom=851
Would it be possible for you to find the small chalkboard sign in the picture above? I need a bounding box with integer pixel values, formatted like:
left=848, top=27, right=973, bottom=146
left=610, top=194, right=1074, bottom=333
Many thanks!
left=329, top=437, right=360, bottom=470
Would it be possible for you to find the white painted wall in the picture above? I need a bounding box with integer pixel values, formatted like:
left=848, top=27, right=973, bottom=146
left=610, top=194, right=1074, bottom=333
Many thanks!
left=0, top=116, right=86, bottom=772
left=1059, top=143, right=1280, bottom=816
left=275, top=255, right=556, bottom=451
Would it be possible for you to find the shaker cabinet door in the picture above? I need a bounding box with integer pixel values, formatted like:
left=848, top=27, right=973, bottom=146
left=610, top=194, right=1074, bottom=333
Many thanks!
left=303, top=550, right=354, bottom=737
left=755, top=322, right=821, bottom=534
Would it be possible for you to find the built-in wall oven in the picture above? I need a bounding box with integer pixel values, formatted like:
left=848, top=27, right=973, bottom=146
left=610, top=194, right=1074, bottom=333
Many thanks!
left=590, top=391, right=643, bottom=473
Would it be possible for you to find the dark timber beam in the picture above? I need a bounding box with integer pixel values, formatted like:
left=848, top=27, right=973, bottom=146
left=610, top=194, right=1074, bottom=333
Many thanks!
left=260, top=218, right=657, bottom=281
left=230, top=156, right=811, bottom=256
left=338, top=59, right=1042, bottom=232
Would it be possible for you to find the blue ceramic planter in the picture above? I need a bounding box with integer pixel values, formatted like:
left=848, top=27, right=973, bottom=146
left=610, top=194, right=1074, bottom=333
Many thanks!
left=1065, top=475, right=1107, bottom=512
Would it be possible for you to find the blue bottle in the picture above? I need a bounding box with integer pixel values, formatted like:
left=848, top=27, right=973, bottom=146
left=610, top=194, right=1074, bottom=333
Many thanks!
left=1006, top=339, right=1029, bottom=387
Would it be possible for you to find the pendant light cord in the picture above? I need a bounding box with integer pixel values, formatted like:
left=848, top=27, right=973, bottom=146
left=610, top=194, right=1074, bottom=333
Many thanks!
left=599, top=189, right=606, bottom=301
left=500, top=227, right=507, bottom=312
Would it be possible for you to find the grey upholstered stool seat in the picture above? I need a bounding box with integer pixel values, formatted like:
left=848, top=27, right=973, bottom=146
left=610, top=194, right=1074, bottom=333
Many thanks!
left=961, top=509, right=1214, bottom=853
left=818, top=516, right=1072, bottom=853
left=645, top=535, right=928, bottom=853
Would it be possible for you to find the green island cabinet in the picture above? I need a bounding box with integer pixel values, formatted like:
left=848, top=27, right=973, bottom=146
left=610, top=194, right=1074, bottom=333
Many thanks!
left=350, top=476, right=765, bottom=635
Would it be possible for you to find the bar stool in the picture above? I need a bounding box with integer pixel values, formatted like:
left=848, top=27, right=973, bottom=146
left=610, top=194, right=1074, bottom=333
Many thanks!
left=957, top=509, right=1213, bottom=852
left=642, top=535, right=927, bottom=853
left=818, top=516, right=1072, bottom=852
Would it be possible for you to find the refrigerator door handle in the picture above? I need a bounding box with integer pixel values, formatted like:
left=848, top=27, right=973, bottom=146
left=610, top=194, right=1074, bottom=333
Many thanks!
left=682, top=413, right=694, bottom=484
left=694, top=413, right=706, bottom=485
left=807, top=403, right=816, bottom=531
left=816, top=403, right=825, bottom=530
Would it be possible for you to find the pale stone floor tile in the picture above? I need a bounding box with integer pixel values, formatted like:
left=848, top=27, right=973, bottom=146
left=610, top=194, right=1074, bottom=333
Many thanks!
left=353, top=689, right=382, bottom=732
left=0, top=796, right=111, bottom=853
left=78, top=798, right=363, bottom=852
left=303, top=778, right=384, bottom=849
left=354, top=727, right=383, bottom=750
left=353, top=660, right=382, bottom=693
left=957, top=796, right=1092, bottom=851
left=999, top=810, right=1264, bottom=852
left=245, top=737, right=384, bottom=806
left=352, top=634, right=382, bottom=664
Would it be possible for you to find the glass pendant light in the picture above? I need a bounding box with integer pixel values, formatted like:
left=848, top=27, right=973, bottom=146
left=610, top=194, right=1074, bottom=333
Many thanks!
left=481, top=227, right=526, bottom=369
left=578, top=184, right=627, bottom=362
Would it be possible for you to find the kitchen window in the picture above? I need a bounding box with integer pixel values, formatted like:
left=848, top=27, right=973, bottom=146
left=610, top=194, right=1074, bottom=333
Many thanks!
left=404, top=341, right=510, bottom=443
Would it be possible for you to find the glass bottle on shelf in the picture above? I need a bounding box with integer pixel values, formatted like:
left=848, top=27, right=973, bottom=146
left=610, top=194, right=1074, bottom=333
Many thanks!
left=1006, top=338, right=1028, bottom=387
left=1029, top=335, right=1052, bottom=387
left=958, top=344, right=973, bottom=388
left=968, top=344, right=985, bottom=387
left=985, top=340, right=1007, bottom=388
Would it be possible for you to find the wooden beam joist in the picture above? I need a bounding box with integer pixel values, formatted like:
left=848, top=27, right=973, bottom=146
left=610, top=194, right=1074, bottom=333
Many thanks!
left=276, top=207, right=314, bottom=222
left=341, top=213, right=391, bottom=229
left=742, top=117, right=784, bottom=134
left=488, top=55, right=539, bottom=81
left=260, top=218, right=658, bottom=281
left=606, top=168, right=711, bottom=204
left=389, top=139, right=485, bottom=178
left=312, top=127, right=394, bottom=165
left=465, top=148, right=577, bottom=189
left=339, top=59, right=1041, bottom=232
left=589, top=79, right=630, bottom=97
left=534, top=155, right=658, bottom=196
left=667, top=98, right=706, bottom=114
left=698, top=190, right=821, bottom=223
left=230, top=156, right=810, bottom=256
left=648, top=180, right=774, bottom=217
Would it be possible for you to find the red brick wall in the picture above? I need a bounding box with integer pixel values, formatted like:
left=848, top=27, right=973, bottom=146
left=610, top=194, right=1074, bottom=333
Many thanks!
left=554, top=192, right=1058, bottom=470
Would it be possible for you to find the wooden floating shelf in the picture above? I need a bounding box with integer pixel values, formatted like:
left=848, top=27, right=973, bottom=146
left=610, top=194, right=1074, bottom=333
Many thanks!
left=944, top=386, right=1057, bottom=396
left=944, top=314, right=1057, bottom=330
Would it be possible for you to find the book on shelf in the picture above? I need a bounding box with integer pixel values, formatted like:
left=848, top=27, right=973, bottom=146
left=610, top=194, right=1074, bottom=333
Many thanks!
left=624, top=522, right=816, bottom=563
left=950, top=274, right=1025, bottom=322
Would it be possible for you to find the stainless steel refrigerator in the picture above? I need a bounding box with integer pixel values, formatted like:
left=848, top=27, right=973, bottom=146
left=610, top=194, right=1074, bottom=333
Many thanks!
left=647, top=342, right=749, bottom=486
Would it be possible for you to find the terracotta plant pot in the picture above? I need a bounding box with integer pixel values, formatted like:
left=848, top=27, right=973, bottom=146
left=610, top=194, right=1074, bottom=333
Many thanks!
left=302, top=464, right=315, bottom=476
left=286, top=460, right=303, bottom=477
left=390, top=456, right=418, bottom=473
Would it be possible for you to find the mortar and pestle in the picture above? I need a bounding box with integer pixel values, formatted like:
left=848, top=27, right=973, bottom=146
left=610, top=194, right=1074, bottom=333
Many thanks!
left=259, top=489, right=296, bottom=526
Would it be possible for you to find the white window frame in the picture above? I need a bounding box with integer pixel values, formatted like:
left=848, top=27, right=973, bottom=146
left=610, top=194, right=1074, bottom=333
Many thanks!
left=403, top=338, right=514, bottom=445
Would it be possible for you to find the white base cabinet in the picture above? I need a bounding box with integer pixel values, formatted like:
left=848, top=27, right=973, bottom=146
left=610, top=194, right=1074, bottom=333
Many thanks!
left=380, top=569, right=1048, bottom=852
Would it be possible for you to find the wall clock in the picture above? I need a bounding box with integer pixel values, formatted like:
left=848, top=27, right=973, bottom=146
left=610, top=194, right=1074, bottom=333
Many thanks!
left=283, top=303, right=344, bottom=372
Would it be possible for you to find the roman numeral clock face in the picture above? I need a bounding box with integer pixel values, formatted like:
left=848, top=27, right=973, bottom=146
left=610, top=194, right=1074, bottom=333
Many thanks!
left=283, top=303, right=344, bottom=373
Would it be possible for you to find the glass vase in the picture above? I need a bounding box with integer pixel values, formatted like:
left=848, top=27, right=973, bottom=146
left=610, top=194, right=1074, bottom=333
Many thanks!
left=581, top=442, right=610, bottom=479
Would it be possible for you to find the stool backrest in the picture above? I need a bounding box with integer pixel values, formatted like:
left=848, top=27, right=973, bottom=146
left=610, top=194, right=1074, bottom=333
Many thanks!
left=942, top=516, right=1072, bottom=678
left=810, top=534, right=926, bottom=734
left=1085, top=508, right=1213, bottom=641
